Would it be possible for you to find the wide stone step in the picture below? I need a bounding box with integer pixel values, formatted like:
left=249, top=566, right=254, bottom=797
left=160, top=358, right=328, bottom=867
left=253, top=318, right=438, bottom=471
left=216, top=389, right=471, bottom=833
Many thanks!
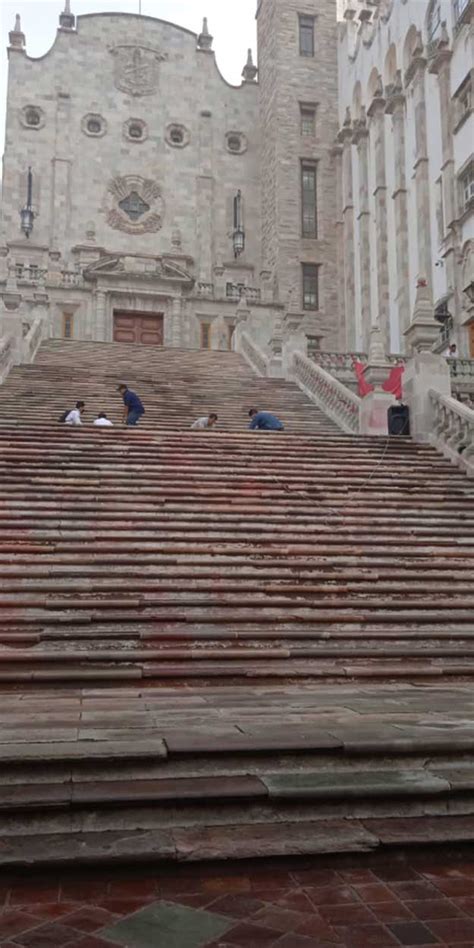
left=2, top=814, right=474, bottom=868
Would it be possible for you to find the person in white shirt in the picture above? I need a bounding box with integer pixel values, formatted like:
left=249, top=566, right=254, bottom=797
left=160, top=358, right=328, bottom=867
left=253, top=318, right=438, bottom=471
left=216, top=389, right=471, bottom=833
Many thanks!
left=65, top=402, right=85, bottom=425
left=444, top=343, right=457, bottom=359
left=94, top=413, right=113, bottom=427
left=191, top=413, right=218, bottom=430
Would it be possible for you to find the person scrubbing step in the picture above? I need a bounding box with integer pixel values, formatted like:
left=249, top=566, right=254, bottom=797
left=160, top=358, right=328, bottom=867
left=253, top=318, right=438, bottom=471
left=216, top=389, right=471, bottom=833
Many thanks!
left=248, top=408, right=284, bottom=431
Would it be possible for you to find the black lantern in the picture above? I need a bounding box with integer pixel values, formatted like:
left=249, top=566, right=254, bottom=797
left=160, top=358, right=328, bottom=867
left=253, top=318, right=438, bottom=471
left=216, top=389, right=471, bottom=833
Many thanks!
left=20, top=167, right=35, bottom=238
left=232, top=189, right=245, bottom=258
left=464, top=281, right=474, bottom=305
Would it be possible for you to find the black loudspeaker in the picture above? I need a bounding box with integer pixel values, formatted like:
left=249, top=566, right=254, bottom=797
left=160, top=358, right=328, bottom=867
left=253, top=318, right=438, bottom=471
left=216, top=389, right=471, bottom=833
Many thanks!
left=388, top=404, right=410, bottom=436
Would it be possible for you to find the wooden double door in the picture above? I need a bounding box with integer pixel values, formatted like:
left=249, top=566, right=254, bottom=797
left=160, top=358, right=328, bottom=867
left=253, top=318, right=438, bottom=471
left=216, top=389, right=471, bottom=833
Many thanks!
left=113, top=312, right=163, bottom=346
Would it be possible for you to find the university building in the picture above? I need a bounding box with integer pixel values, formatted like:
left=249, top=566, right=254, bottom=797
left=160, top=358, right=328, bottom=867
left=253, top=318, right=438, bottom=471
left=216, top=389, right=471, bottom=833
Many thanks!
left=0, top=0, right=473, bottom=358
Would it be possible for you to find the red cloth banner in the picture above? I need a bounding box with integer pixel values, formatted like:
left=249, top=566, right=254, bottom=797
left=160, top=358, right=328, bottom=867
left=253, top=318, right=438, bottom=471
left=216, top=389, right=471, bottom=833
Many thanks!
left=353, top=361, right=404, bottom=400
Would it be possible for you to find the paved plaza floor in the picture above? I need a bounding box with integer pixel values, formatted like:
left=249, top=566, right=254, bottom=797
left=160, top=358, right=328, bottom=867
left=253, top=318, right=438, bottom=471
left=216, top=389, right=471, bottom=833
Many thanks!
left=1, top=853, right=474, bottom=947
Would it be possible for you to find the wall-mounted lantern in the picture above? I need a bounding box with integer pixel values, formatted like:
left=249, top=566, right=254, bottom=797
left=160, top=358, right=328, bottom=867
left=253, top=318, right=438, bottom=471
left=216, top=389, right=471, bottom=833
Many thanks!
left=232, top=189, right=245, bottom=258
left=20, top=167, right=35, bottom=238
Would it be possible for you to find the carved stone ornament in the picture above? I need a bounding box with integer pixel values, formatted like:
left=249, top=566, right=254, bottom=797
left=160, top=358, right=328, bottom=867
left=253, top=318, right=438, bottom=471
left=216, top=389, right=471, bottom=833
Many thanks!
left=110, top=45, right=167, bottom=97
left=103, top=175, right=164, bottom=235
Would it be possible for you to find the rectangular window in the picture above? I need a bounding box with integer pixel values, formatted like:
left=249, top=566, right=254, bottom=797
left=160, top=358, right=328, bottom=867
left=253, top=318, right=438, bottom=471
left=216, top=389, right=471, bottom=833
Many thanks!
left=300, top=104, right=316, bottom=137
left=200, top=322, right=211, bottom=349
left=302, top=264, right=319, bottom=310
left=63, top=313, right=73, bottom=340
left=461, top=164, right=474, bottom=211
left=301, top=162, right=318, bottom=238
left=459, top=82, right=472, bottom=116
left=299, top=14, right=315, bottom=57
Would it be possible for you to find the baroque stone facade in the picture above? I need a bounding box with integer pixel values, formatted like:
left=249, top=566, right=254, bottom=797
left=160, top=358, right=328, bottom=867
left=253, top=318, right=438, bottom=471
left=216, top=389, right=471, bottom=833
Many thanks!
left=338, top=0, right=474, bottom=357
left=0, top=1, right=340, bottom=354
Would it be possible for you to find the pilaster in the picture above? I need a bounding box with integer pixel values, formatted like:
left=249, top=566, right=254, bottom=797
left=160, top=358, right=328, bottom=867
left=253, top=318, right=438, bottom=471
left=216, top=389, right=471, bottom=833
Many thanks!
left=338, top=109, right=356, bottom=350
left=385, top=73, right=410, bottom=340
left=352, top=109, right=371, bottom=351
left=367, top=88, right=390, bottom=350
left=405, top=42, right=433, bottom=294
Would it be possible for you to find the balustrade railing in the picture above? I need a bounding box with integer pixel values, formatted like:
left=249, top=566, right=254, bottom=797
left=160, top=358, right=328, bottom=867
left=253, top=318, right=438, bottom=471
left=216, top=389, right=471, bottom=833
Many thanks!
left=238, top=331, right=269, bottom=377
left=448, top=358, right=474, bottom=382
left=429, top=389, right=474, bottom=476
left=24, top=318, right=44, bottom=362
left=225, top=284, right=261, bottom=303
left=15, top=266, right=47, bottom=284
left=291, top=351, right=361, bottom=433
left=0, top=334, right=15, bottom=384
left=60, top=270, right=83, bottom=287
left=196, top=282, right=214, bottom=298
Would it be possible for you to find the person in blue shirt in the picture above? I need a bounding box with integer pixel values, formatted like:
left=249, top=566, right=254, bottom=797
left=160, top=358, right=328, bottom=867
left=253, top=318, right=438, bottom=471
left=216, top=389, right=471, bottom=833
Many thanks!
left=117, top=384, right=145, bottom=426
left=248, top=408, right=284, bottom=431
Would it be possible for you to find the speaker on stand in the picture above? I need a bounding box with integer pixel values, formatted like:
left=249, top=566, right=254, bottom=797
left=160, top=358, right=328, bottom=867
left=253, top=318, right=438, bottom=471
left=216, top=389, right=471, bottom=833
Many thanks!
left=387, top=404, right=410, bottom=436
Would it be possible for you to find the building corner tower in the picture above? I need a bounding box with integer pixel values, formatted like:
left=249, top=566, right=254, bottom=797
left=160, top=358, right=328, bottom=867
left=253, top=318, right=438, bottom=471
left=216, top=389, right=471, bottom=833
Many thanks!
left=257, top=0, right=341, bottom=349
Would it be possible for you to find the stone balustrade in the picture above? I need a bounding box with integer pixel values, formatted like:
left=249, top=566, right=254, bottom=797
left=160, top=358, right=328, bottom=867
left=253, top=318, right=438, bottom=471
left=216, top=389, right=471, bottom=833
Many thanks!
left=16, top=266, right=47, bottom=284
left=239, top=330, right=269, bottom=377
left=60, top=270, right=83, bottom=287
left=23, top=317, right=44, bottom=362
left=0, top=334, right=16, bottom=384
left=225, top=284, right=261, bottom=303
left=429, top=389, right=474, bottom=477
left=196, top=282, right=214, bottom=298
left=291, top=351, right=361, bottom=433
left=448, top=358, right=474, bottom=383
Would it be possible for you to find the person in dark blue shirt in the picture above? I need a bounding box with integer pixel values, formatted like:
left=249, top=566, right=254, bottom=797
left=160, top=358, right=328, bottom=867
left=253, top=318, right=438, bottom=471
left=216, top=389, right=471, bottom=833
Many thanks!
left=117, top=384, right=145, bottom=426
left=248, top=408, right=284, bottom=431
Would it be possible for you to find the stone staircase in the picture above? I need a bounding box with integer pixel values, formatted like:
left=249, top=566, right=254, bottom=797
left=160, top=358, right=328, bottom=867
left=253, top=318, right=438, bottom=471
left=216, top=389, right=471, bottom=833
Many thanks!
left=0, top=338, right=473, bottom=868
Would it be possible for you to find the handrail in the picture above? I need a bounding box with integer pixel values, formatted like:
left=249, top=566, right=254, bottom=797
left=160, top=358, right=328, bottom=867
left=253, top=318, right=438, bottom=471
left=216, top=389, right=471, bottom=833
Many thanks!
left=429, top=389, right=474, bottom=476
left=238, top=330, right=269, bottom=377
left=291, top=351, right=361, bottom=433
left=0, top=334, right=16, bottom=384
left=24, top=317, right=44, bottom=362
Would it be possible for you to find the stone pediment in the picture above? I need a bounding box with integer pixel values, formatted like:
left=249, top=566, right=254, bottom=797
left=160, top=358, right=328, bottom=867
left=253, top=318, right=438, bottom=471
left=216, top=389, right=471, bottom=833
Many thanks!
left=83, top=254, right=194, bottom=287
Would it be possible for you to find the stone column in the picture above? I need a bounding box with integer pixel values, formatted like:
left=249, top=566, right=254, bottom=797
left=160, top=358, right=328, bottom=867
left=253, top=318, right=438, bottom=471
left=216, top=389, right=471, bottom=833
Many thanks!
left=367, top=82, right=390, bottom=351
left=405, top=37, right=433, bottom=293
left=429, top=28, right=459, bottom=314
left=331, top=142, right=346, bottom=349
left=95, top=290, right=106, bottom=341
left=385, top=72, right=410, bottom=342
left=338, top=109, right=356, bottom=350
left=404, top=279, right=451, bottom=442
left=171, top=297, right=182, bottom=347
left=352, top=109, right=371, bottom=352
left=197, top=113, right=214, bottom=284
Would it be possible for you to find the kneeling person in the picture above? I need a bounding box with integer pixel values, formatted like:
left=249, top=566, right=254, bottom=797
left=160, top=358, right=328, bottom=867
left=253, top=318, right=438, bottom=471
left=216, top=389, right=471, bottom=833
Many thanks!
left=248, top=408, right=284, bottom=431
left=191, top=413, right=218, bottom=430
left=94, top=413, right=113, bottom=427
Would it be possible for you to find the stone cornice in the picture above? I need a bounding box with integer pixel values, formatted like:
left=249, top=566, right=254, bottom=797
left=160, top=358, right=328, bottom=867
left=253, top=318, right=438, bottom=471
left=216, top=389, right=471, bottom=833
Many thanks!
left=428, top=46, right=452, bottom=75
left=385, top=93, right=405, bottom=115
left=367, top=95, right=386, bottom=118
left=337, top=124, right=354, bottom=144
left=352, top=122, right=369, bottom=144
left=404, top=55, right=427, bottom=86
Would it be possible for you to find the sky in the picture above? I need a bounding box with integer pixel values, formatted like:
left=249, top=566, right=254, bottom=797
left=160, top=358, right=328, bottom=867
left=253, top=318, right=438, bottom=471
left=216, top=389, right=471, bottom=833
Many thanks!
left=0, top=0, right=257, bottom=156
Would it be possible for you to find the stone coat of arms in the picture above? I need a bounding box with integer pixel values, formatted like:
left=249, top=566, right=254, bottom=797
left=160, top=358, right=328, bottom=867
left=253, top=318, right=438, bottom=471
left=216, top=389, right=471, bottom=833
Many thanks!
left=111, top=45, right=167, bottom=97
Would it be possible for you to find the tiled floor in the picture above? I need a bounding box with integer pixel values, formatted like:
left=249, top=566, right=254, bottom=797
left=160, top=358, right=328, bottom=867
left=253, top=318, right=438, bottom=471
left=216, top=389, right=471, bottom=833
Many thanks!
left=1, top=856, right=474, bottom=947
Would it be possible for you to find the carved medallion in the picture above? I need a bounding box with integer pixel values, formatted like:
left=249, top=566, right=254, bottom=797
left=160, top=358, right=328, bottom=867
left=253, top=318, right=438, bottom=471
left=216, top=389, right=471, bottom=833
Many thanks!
left=103, top=175, right=164, bottom=235
left=110, top=45, right=166, bottom=97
